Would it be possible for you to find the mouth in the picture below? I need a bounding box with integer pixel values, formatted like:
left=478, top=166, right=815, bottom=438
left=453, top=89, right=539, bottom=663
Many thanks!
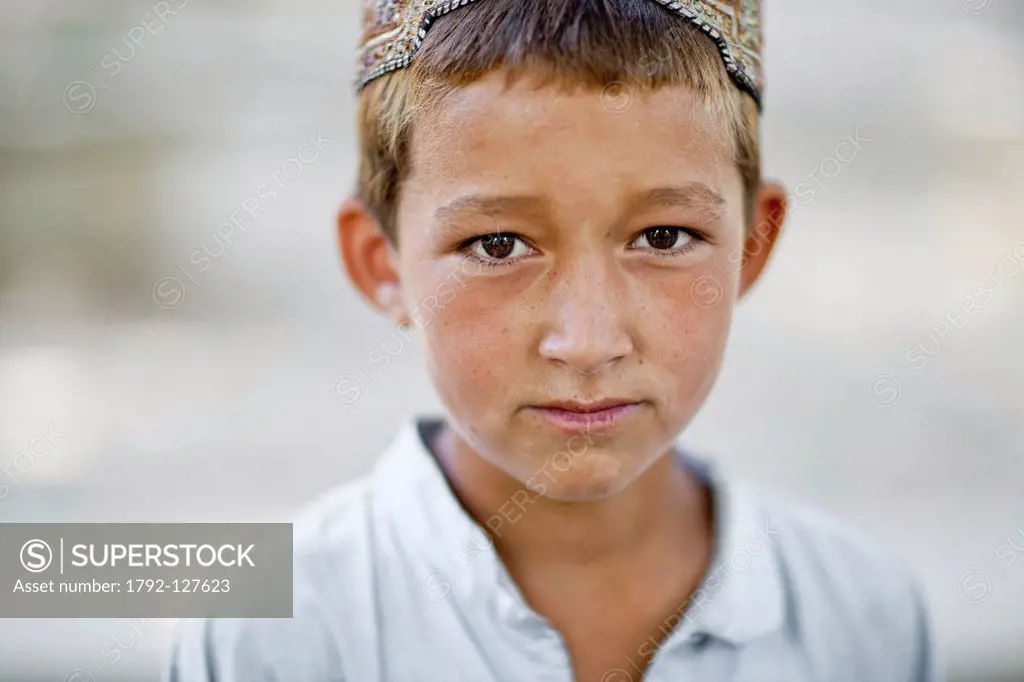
left=528, top=399, right=645, bottom=432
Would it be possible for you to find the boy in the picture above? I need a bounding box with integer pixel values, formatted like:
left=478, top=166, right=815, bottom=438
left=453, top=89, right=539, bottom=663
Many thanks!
left=167, top=0, right=939, bottom=680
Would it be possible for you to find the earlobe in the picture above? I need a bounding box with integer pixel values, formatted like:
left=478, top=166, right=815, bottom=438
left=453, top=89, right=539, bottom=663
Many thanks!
left=738, top=181, right=787, bottom=298
left=337, top=196, right=409, bottom=323
left=375, top=282, right=409, bottom=323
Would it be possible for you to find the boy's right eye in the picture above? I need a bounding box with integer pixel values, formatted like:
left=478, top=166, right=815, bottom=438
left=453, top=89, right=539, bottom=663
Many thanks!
left=463, top=233, right=534, bottom=266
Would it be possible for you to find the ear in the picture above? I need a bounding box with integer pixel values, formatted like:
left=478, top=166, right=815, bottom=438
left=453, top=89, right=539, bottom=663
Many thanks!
left=337, top=196, right=409, bottom=325
left=738, top=180, right=787, bottom=298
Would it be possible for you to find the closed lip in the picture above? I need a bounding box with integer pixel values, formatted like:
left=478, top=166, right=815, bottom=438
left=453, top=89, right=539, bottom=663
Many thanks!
left=534, top=398, right=641, bottom=412
left=529, top=399, right=645, bottom=431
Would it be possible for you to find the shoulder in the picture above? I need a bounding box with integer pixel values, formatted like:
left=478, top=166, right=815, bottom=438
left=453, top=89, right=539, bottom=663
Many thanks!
left=745, top=482, right=938, bottom=679
left=164, top=478, right=377, bottom=682
left=754, top=484, right=917, bottom=602
left=292, top=475, right=376, bottom=571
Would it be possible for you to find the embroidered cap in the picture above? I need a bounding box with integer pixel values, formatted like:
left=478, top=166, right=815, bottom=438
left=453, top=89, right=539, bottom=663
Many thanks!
left=356, top=0, right=764, bottom=109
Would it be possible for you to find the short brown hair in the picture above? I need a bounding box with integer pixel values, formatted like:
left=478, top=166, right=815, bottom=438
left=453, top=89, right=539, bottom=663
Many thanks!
left=355, top=0, right=760, bottom=245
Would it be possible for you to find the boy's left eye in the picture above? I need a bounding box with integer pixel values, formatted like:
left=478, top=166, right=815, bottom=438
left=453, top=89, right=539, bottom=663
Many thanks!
left=628, top=227, right=696, bottom=253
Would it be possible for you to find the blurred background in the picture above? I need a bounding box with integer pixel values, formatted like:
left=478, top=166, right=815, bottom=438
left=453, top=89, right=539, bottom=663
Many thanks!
left=0, top=0, right=1022, bottom=679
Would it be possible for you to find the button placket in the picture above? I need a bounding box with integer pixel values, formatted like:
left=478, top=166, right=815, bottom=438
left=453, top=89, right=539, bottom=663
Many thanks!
left=490, top=577, right=573, bottom=679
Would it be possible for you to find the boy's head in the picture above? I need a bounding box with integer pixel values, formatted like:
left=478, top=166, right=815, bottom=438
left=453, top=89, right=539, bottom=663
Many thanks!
left=339, top=0, right=787, bottom=501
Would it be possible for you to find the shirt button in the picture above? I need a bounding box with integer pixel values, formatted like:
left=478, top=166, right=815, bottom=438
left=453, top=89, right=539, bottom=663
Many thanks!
left=688, top=632, right=710, bottom=647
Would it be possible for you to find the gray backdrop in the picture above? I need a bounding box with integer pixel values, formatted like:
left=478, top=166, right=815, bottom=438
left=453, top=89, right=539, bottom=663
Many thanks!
left=0, top=0, right=1022, bottom=680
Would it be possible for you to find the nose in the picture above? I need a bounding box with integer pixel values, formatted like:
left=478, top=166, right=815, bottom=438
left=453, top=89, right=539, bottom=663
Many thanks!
left=538, top=254, right=635, bottom=374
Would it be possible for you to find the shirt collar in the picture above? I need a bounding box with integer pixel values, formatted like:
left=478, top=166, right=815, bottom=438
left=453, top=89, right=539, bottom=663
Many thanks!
left=371, top=418, right=503, bottom=601
left=373, top=416, right=787, bottom=646
left=669, top=455, right=787, bottom=646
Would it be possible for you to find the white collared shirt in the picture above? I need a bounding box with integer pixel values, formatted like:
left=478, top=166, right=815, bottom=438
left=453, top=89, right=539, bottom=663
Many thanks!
left=166, top=417, right=941, bottom=682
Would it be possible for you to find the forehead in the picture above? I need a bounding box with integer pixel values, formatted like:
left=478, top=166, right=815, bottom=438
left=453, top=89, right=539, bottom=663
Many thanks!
left=402, top=71, right=740, bottom=216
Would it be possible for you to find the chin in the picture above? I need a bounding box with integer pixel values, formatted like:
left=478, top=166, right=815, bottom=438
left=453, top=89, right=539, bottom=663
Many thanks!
left=542, top=478, right=631, bottom=502
left=529, top=449, right=647, bottom=502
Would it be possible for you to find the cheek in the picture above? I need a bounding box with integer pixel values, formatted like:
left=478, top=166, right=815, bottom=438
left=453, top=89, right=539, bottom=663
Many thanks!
left=416, top=275, right=525, bottom=414
left=641, top=262, right=737, bottom=404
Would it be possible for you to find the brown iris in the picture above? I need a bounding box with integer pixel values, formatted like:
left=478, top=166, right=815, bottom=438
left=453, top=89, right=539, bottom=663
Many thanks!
left=479, top=233, right=517, bottom=259
left=644, top=227, right=679, bottom=250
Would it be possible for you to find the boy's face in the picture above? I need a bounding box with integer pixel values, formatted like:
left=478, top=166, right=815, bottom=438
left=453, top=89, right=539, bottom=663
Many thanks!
left=344, top=70, right=784, bottom=501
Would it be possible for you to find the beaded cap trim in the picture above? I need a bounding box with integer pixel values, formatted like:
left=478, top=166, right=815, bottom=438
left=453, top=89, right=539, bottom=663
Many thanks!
left=356, top=0, right=764, bottom=110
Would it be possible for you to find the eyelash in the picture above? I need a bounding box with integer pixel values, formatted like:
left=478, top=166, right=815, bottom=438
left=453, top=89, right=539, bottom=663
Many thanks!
left=457, top=233, right=535, bottom=269
left=628, top=227, right=705, bottom=257
left=458, top=227, right=706, bottom=268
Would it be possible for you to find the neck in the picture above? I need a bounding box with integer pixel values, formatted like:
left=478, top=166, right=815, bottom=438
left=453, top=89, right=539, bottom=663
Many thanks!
left=430, top=423, right=713, bottom=572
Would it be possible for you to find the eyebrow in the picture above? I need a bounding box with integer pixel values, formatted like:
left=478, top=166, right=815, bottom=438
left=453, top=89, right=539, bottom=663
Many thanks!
left=433, top=195, right=548, bottom=223
left=628, top=183, right=726, bottom=216
left=432, top=182, right=726, bottom=226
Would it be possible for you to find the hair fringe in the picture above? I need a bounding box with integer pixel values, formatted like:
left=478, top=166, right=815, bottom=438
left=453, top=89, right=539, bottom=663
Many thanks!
left=356, top=0, right=760, bottom=242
